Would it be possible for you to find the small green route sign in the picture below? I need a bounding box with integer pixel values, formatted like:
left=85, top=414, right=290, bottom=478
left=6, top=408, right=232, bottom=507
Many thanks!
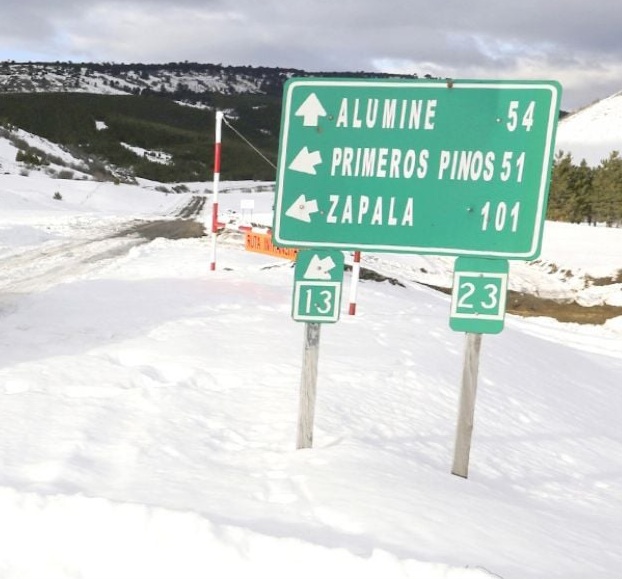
left=292, top=250, right=344, bottom=323
left=273, top=78, right=561, bottom=259
left=450, top=257, right=509, bottom=334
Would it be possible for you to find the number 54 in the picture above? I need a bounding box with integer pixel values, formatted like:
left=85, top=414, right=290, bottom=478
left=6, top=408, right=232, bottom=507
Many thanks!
left=506, top=100, right=535, bottom=132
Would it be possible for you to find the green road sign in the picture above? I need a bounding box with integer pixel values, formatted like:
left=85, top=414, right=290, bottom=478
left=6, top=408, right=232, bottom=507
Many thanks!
left=273, top=78, right=561, bottom=259
left=292, top=250, right=344, bottom=323
left=450, top=257, right=509, bottom=334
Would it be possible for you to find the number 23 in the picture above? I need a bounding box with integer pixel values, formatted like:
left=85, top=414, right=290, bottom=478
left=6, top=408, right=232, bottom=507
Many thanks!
left=458, top=282, right=499, bottom=310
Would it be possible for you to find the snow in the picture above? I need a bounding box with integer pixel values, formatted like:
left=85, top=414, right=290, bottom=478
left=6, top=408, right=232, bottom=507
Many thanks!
left=556, top=91, right=622, bottom=166
left=0, top=127, right=91, bottom=178
left=120, top=142, right=173, bottom=165
left=0, top=62, right=266, bottom=99
left=1, top=138, right=622, bottom=578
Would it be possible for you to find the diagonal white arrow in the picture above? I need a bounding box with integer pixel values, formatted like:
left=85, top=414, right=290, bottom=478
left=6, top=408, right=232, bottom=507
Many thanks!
left=289, top=147, right=322, bottom=175
left=295, top=93, right=327, bottom=127
left=304, top=255, right=336, bottom=280
left=285, top=194, right=319, bottom=223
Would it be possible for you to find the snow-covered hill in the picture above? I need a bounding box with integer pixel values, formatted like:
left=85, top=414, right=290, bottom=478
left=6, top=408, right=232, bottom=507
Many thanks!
left=0, top=61, right=412, bottom=100
left=5, top=60, right=622, bottom=173
left=0, top=61, right=272, bottom=96
left=555, top=90, right=622, bottom=166
left=0, top=124, right=93, bottom=179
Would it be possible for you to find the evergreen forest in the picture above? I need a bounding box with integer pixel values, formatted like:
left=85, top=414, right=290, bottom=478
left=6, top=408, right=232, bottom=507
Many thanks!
left=548, top=151, right=622, bottom=227
left=0, top=92, right=280, bottom=182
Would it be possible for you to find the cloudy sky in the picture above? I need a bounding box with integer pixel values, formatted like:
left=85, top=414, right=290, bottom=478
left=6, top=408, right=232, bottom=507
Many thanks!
left=1, top=0, right=621, bottom=110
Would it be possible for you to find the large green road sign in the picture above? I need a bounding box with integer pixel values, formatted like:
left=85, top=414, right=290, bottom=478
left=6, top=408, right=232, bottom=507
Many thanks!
left=273, top=78, right=561, bottom=260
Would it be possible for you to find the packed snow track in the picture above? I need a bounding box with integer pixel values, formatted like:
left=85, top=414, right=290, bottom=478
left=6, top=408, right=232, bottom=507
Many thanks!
left=0, top=194, right=206, bottom=299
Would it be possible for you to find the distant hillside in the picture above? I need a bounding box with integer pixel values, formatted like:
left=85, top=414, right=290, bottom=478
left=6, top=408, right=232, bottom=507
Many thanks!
left=0, top=61, right=283, bottom=98
left=0, top=61, right=419, bottom=99
left=3, top=61, right=621, bottom=227
left=0, top=92, right=280, bottom=182
left=0, top=61, right=417, bottom=182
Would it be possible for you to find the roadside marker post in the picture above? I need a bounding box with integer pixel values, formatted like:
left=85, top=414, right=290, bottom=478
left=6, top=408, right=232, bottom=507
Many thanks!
left=348, top=251, right=361, bottom=315
left=210, top=110, right=224, bottom=271
left=292, top=250, right=344, bottom=448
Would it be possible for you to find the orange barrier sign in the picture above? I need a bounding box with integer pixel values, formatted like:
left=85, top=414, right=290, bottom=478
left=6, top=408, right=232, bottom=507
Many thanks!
left=245, top=231, right=298, bottom=260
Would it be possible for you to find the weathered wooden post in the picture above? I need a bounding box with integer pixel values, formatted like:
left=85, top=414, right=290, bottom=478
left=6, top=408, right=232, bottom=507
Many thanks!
left=452, top=332, right=483, bottom=478
left=297, top=322, right=321, bottom=449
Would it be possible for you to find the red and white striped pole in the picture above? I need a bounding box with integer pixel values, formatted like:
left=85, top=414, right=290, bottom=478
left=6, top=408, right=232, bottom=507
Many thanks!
left=210, top=110, right=224, bottom=271
left=348, top=250, right=361, bottom=315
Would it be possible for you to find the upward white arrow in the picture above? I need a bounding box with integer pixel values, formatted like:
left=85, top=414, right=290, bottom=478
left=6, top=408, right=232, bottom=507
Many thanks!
left=304, top=255, right=336, bottom=280
left=295, top=93, right=327, bottom=127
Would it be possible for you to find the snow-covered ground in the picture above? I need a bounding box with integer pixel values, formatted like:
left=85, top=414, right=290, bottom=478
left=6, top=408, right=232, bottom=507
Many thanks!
left=0, top=169, right=621, bottom=579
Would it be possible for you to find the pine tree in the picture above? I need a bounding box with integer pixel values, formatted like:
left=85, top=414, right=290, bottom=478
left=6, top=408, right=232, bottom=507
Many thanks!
left=568, top=160, right=594, bottom=224
left=548, top=152, right=575, bottom=221
left=593, top=151, right=622, bottom=226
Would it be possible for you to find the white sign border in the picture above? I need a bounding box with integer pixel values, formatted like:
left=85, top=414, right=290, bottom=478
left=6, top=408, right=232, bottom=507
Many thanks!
left=450, top=271, right=509, bottom=322
left=292, top=280, right=342, bottom=323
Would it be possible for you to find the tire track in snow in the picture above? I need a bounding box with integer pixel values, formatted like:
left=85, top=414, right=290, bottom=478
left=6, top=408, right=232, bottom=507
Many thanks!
left=0, top=196, right=206, bottom=299
left=0, top=234, right=147, bottom=297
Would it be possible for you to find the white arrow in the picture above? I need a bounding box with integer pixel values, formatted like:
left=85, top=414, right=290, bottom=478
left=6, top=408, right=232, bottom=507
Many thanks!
left=304, top=255, right=336, bottom=280
left=289, top=147, right=322, bottom=175
left=285, top=194, right=319, bottom=223
left=295, top=93, right=327, bottom=127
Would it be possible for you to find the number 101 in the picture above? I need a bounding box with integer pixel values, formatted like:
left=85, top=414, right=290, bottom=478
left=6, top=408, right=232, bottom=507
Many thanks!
left=480, top=201, right=520, bottom=232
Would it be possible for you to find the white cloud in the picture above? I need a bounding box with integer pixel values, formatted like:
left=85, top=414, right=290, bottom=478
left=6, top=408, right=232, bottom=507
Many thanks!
left=1, top=0, right=621, bottom=109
